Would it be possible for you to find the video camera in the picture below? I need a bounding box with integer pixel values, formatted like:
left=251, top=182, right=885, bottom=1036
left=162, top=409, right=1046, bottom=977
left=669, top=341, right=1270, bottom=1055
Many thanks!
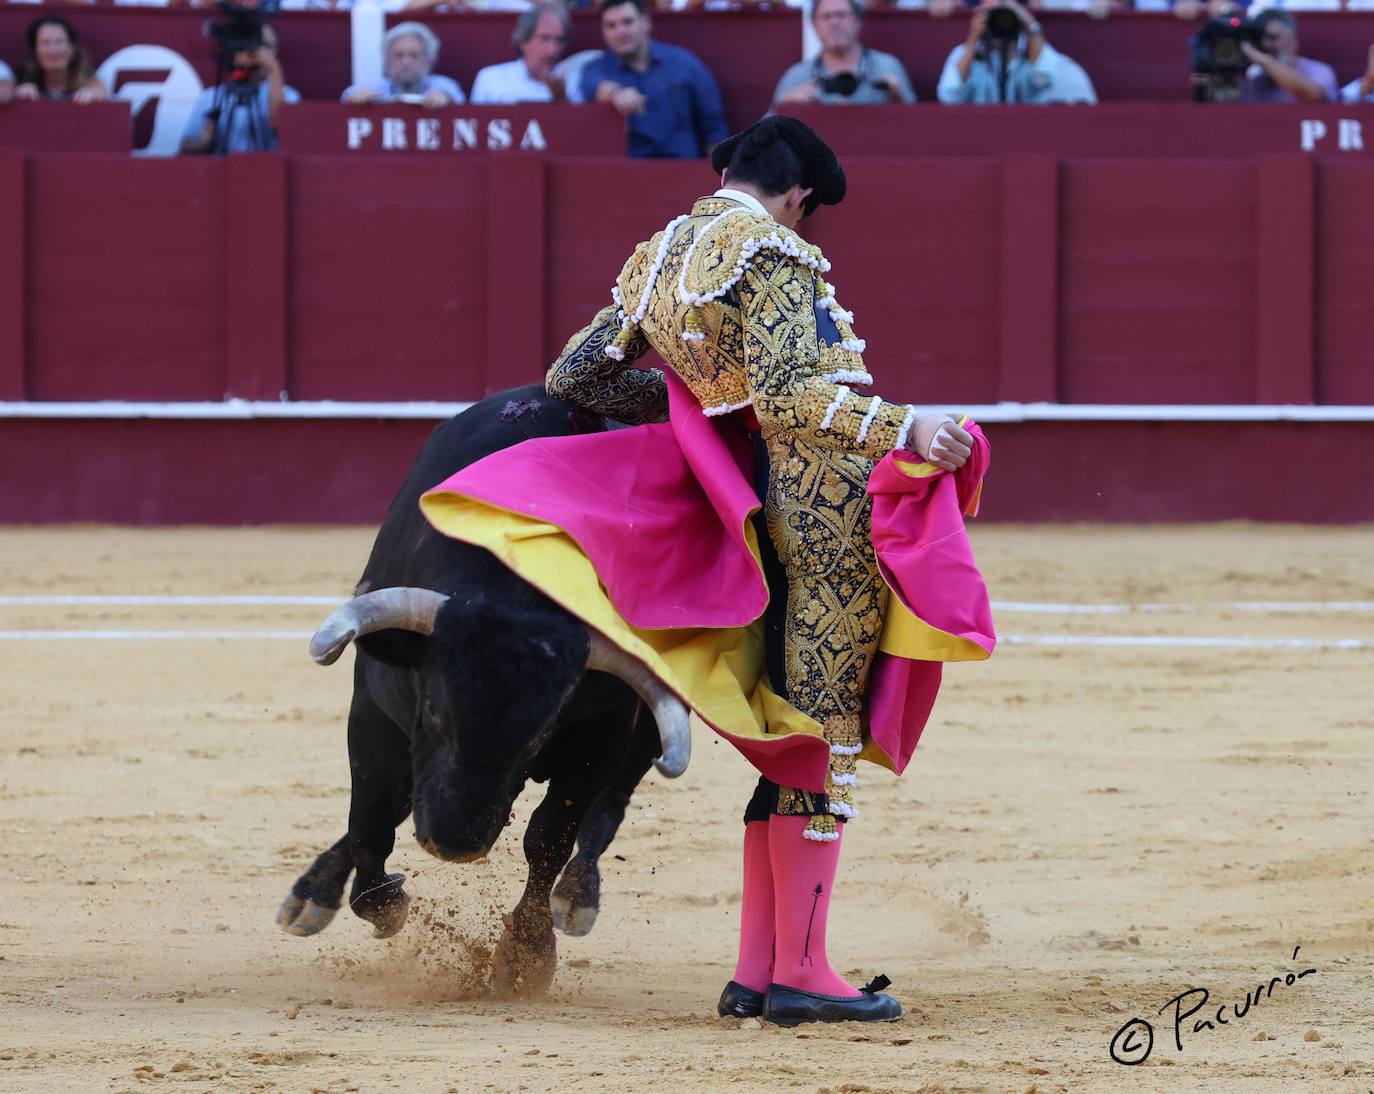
left=206, top=0, right=280, bottom=60
left=1190, top=13, right=1262, bottom=101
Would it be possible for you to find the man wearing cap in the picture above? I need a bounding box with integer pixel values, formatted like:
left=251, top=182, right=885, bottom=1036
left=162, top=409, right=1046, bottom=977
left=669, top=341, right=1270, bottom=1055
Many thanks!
left=538, top=116, right=979, bottom=1025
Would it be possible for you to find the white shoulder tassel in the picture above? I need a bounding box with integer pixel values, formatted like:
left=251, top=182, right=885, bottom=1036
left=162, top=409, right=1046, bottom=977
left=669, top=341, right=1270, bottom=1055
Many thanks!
left=803, top=828, right=840, bottom=843
left=828, top=801, right=859, bottom=820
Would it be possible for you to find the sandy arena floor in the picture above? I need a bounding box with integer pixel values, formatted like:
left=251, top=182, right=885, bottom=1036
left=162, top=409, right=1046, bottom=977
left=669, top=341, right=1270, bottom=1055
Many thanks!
left=0, top=524, right=1371, bottom=1094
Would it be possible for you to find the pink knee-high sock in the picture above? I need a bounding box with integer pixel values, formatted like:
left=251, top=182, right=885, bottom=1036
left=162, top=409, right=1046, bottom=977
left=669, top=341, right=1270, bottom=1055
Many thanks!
left=767, top=815, right=861, bottom=998
left=731, top=821, right=775, bottom=992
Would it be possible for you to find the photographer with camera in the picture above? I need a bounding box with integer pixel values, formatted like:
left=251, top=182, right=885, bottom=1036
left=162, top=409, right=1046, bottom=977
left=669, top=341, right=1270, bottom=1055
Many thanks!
left=180, top=16, right=299, bottom=155
left=1239, top=10, right=1335, bottom=103
left=936, top=0, right=1059, bottom=104
left=773, top=0, right=915, bottom=106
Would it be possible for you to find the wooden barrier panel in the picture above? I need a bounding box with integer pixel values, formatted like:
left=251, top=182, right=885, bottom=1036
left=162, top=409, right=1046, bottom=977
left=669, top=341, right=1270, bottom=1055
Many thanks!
left=3, top=416, right=1372, bottom=524
left=3, top=127, right=1373, bottom=409
left=0, top=101, right=130, bottom=153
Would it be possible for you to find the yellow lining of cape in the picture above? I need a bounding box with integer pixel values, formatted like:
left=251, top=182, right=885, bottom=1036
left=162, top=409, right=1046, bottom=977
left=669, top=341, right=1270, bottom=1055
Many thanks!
left=420, top=491, right=826, bottom=750
left=421, top=475, right=988, bottom=764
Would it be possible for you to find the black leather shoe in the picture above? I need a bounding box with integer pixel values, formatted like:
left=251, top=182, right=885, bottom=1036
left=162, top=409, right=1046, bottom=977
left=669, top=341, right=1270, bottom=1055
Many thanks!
left=717, top=980, right=766, bottom=1019
left=763, top=976, right=902, bottom=1027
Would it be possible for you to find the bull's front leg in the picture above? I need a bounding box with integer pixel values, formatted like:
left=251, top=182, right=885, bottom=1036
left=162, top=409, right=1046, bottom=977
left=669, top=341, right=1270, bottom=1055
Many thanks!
left=345, top=709, right=415, bottom=940
left=277, top=834, right=354, bottom=936
left=491, top=773, right=590, bottom=997
left=551, top=713, right=658, bottom=937
left=339, top=661, right=420, bottom=939
left=278, top=677, right=414, bottom=938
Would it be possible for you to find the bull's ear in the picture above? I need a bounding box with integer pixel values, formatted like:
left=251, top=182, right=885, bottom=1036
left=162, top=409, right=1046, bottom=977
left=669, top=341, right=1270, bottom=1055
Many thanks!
left=356, top=629, right=426, bottom=669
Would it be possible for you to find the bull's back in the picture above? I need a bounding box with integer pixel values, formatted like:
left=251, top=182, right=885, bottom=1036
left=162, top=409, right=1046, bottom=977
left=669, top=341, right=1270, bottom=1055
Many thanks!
left=358, top=384, right=605, bottom=593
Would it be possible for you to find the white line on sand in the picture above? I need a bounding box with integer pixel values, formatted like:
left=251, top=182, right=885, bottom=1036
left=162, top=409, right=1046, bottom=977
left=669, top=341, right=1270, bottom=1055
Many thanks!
left=1002, top=635, right=1369, bottom=650
left=0, top=595, right=344, bottom=606
left=0, top=630, right=1367, bottom=650
left=2, top=595, right=1370, bottom=613
left=0, top=630, right=316, bottom=641
left=993, top=601, right=1374, bottom=615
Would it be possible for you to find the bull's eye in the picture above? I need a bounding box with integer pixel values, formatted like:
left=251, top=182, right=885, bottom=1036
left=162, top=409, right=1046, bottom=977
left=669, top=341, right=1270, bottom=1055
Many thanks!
left=423, top=699, right=438, bottom=724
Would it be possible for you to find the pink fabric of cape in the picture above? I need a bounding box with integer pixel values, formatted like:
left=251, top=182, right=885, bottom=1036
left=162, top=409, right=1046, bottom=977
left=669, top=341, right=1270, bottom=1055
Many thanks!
left=865, top=426, right=996, bottom=774
left=425, top=371, right=995, bottom=782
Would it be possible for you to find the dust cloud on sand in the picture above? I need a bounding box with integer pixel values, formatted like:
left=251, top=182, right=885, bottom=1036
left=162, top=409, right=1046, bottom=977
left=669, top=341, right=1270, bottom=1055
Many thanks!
left=0, top=525, right=1371, bottom=1092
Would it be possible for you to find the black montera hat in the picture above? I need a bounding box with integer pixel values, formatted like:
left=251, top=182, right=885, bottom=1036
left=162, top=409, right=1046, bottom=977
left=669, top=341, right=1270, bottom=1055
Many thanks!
left=710, top=115, right=846, bottom=216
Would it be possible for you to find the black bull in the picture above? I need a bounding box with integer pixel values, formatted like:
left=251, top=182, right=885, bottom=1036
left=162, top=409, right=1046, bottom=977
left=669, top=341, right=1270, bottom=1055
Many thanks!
left=277, top=385, right=693, bottom=995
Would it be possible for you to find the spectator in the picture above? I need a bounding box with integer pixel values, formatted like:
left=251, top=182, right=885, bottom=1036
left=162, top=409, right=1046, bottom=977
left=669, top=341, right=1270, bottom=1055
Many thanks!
left=936, top=0, right=1060, bottom=103
left=773, top=0, right=916, bottom=105
left=0, top=61, right=13, bottom=106
left=1167, top=0, right=1243, bottom=18
left=579, top=0, right=728, bottom=159
left=180, top=23, right=299, bottom=154
left=1339, top=44, right=1374, bottom=104
left=342, top=22, right=464, bottom=107
left=14, top=15, right=107, bottom=104
left=1240, top=10, right=1336, bottom=103
left=471, top=4, right=574, bottom=104
left=1044, top=51, right=1098, bottom=103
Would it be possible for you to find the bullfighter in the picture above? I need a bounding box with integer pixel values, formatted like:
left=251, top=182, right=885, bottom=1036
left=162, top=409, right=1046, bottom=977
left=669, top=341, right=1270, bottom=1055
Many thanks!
left=421, top=116, right=996, bottom=1026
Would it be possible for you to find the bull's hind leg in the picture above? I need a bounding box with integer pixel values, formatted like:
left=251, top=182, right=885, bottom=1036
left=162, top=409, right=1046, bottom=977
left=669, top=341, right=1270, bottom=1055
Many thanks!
left=551, top=712, right=657, bottom=937
left=277, top=834, right=353, bottom=936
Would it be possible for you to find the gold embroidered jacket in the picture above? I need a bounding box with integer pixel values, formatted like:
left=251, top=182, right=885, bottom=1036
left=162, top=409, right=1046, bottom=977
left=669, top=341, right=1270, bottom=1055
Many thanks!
left=547, top=195, right=917, bottom=457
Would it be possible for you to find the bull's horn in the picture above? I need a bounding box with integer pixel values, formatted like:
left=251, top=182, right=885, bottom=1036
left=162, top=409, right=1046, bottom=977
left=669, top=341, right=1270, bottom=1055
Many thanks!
left=309, top=587, right=450, bottom=666
left=587, top=633, right=692, bottom=779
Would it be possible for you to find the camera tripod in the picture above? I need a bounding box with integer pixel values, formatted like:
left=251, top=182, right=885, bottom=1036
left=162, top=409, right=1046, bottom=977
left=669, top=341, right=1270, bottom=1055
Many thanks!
left=207, top=48, right=269, bottom=155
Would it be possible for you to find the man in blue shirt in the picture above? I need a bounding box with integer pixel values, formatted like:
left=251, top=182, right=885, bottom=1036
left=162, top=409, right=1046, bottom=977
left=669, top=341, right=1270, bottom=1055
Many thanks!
left=180, top=23, right=299, bottom=155
left=578, top=0, right=728, bottom=159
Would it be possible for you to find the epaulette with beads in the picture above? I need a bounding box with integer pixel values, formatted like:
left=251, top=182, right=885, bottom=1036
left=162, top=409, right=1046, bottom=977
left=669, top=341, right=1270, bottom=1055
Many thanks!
left=676, top=211, right=830, bottom=343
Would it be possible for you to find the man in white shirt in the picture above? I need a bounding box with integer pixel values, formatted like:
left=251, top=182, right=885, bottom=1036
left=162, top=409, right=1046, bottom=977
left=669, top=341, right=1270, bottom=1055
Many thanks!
left=471, top=3, right=574, bottom=104
left=1340, top=43, right=1374, bottom=102
left=342, top=21, right=464, bottom=107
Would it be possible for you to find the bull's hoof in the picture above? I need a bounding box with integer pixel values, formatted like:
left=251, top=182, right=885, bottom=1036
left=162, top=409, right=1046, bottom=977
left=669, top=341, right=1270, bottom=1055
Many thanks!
left=491, top=923, right=557, bottom=998
left=350, top=873, right=411, bottom=939
left=549, top=892, right=598, bottom=938
left=365, top=890, right=411, bottom=939
left=276, top=893, right=340, bottom=937
left=551, top=861, right=600, bottom=937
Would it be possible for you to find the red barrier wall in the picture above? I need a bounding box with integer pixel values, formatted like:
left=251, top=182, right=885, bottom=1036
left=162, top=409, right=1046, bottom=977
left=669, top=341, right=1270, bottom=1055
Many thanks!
left=3, top=417, right=1371, bottom=524
left=4, top=117, right=1371, bottom=409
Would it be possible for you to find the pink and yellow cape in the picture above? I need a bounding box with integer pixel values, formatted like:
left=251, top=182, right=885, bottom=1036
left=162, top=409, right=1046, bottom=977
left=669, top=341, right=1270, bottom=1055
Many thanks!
left=420, top=374, right=995, bottom=795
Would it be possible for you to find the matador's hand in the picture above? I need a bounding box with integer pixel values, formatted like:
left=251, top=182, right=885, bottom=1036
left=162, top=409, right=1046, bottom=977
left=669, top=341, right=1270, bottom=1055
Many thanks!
left=911, top=414, right=973, bottom=472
